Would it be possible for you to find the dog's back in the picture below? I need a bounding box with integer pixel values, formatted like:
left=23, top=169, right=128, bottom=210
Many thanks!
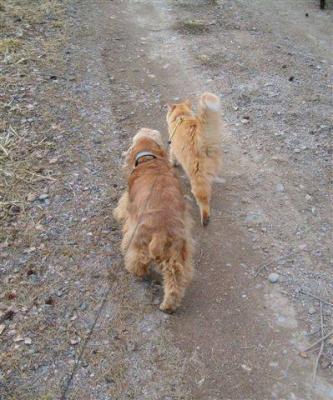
left=128, top=158, right=190, bottom=261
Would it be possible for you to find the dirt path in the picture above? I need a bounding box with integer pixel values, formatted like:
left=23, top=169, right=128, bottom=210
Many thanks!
left=1, top=1, right=332, bottom=399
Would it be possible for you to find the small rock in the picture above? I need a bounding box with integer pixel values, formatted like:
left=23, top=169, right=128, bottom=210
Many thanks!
left=268, top=273, right=279, bottom=283
left=320, top=359, right=331, bottom=369
left=299, top=351, right=309, bottom=359
left=49, top=157, right=58, bottom=164
left=305, top=194, right=312, bottom=201
left=27, top=193, right=37, bottom=202
left=105, top=374, right=114, bottom=384
left=70, top=338, right=80, bottom=345
left=126, top=342, right=137, bottom=352
left=275, top=183, right=285, bottom=193
left=39, top=193, right=49, bottom=201
left=241, top=364, right=252, bottom=372
left=14, top=335, right=24, bottom=343
left=308, top=306, right=316, bottom=315
left=293, top=148, right=301, bottom=153
left=241, top=116, right=250, bottom=124
left=226, top=263, right=232, bottom=267
left=0, top=325, right=5, bottom=335
left=79, top=302, right=87, bottom=311
left=24, top=337, right=32, bottom=345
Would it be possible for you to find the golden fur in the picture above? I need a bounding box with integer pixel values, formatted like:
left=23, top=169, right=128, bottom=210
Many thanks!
left=166, top=92, right=222, bottom=225
left=113, top=128, right=193, bottom=313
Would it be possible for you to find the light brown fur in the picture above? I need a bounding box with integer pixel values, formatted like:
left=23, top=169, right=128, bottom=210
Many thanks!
left=166, top=92, right=222, bottom=225
left=113, top=128, right=193, bottom=313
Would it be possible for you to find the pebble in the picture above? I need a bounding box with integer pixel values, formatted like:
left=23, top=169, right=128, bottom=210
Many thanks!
left=293, top=148, right=301, bottom=153
left=39, top=193, right=49, bottom=200
left=0, top=325, right=5, bottom=335
left=305, top=194, right=312, bottom=201
left=24, top=337, right=32, bottom=345
left=275, top=183, right=285, bottom=193
left=308, top=306, right=316, bottom=315
left=27, top=193, right=37, bottom=202
left=268, top=273, right=279, bottom=283
left=241, top=364, right=252, bottom=372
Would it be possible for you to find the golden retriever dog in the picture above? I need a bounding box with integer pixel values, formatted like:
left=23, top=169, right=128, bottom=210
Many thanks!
left=166, top=92, right=222, bottom=226
left=113, top=128, right=193, bottom=313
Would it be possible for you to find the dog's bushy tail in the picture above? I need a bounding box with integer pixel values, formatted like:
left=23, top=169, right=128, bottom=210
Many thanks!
left=197, top=92, right=222, bottom=175
left=149, top=232, right=167, bottom=262
left=198, top=92, right=221, bottom=138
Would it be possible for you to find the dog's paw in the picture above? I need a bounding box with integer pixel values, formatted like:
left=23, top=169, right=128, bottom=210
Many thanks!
left=202, top=215, right=210, bottom=226
left=159, top=297, right=178, bottom=314
left=159, top=303, right=176, bottom=314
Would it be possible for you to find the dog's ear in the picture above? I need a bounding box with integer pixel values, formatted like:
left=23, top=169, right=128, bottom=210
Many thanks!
left=167, top=103, right=176, bottom=112
left=185, top=99, right=192, bottom=108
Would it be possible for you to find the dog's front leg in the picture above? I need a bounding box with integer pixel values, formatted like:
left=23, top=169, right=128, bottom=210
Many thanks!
left=113, top=191, right=129, bottom=222
left=169, top=148, right=179, bottom=167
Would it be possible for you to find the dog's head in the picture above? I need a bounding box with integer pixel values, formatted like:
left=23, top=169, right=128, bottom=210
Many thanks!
left=123, top=128, right=166, bottom=173
left=166, top=99, right=193, bottom=124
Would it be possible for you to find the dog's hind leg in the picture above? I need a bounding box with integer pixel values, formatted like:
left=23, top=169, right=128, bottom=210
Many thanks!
left=124, top=247, right=149, bottom=278
left=191, top=176, right=212, bottom=226
left=160, top=257, right=192, bottom=313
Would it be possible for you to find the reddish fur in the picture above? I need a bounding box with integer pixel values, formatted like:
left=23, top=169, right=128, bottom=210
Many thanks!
left=113, top=129, right=193, bottom=313
left=166, top=92, right=223, bottom=225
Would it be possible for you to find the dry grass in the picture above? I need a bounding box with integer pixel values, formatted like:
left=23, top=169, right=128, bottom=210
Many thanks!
left=174, top=19, right=210, bottom=34
left=0, top=38, right=22, bottom=54
left=0, top=2, right=67, bottom=396
left=0, top=0, right=65, bottom=227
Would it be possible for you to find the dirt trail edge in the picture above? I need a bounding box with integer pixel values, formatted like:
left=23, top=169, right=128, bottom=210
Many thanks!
left=1, top=0, right=332, bottom=399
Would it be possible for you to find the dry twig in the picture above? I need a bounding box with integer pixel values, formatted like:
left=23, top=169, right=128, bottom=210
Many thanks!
left=254, top=250, right=298, bottom=277
left=300, top=289, right=333, bottom=308
left=312, top=302, right=324, bottom=385
left=302, top=329, right=333, bottom=352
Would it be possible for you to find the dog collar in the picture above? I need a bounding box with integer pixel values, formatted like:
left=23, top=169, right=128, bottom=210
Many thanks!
left=134, top=151, right=156, bottom=167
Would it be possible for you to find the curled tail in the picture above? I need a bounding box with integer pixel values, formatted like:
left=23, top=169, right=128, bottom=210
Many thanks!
left=198, top=93, right=222, bottom=137
left=199, top=92, right=221, bottom=114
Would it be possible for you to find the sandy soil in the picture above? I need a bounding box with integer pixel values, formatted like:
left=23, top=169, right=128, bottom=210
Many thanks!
left=0, top=1, right=332, bottom=399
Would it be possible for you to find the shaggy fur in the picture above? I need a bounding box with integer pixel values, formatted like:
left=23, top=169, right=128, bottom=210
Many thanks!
left=113, top=128, right=193, bottom=313
left=166, top=92, right=222, bottom=225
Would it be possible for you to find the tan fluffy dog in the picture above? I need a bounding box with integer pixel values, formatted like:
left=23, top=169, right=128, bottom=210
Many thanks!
left=166, top=92, right=222, bottom=226
left=113, top=128, right=193, bottom=313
